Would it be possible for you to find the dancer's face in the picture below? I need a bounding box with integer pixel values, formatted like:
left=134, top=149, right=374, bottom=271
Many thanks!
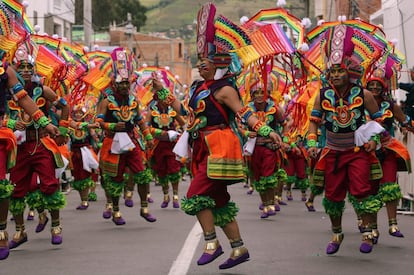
left=196, top=58, right=215, bottom=80
left=16, top=61, right=34, bottom=82
left=329, top=66, right=349, bottom=88
left=366, top=80, right=384, bottom=98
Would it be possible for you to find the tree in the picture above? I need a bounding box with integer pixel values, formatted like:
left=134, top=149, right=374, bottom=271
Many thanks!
left=74, top=0, right=147, bottom=31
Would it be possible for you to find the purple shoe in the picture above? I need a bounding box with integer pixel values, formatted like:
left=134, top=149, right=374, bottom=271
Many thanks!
left=301, top=196, right=307, bottom=202
left=286, top=195, right=293, bottom=201
left=389, top=225, right=404, bottom=238
left=35, top=216, right=49, bottom=233
left=246, top=189, right=253, bottom=195
left=219, top=249, right=250, bottom=269
left=161, top=200, right=169, bottom=208
left=27, top=210, right=35, bottom=221
left=125, top=198, right=134, bottom=208
left=76, top=204, right=89, bottom=210
left=0, top=247, right=9, bottom=260
left=326, top=233, right=343, bottom=255
left=172, top=201, right=180, bottom=209
left=147, top=197, right=154, bottom=203
left=102, top=210, right=112, bottom=219
left=140, top=210, right=157, bottom=222
left=51, top=226, right=62, bottom=245
left=279, top=200, right=287, bottom=206
left=258, top=203, right=264, bottom=210
left=267, top=208, right=276, bottom=216
left=326, top=242, right=341, bottom=255
left=260, top=211, right=269, bottom=219
left=305, top=201, right=315, bottom=212
left=8, top=234, right=28, bottom=249
left=197, top=245, right=223, bottom=265
left=112, top=214, right=126, bottom=226
left=359, top=242, right=373, bottom=253
left=274, top=204, right=281, bottom=212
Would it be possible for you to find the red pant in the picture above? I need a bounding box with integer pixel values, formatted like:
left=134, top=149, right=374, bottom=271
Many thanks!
left=10, top=141, right=59, bottom=198
left=151, top=141, right=181, bottom=178
left=324, top=149, right=375, bottom=202
left=282, top=150, right=307, bottom=179
left=250, top=146, right=278, bottom=181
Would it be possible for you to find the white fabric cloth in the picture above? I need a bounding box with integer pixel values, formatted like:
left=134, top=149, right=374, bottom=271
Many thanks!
left=168, top=130, right=179, bottom=141
left=354, top=120, right=385, bottom=150
left=55, top=156, right=69, bottom=178
left=173, top=130, right=189, bottom=158
left=111, top=132, right=136, bottom=154
left=14, top=130, right=26, bottom=145
left=243, top=137, right=256, bottom=156
left=80, top=146, right=99, bottom=172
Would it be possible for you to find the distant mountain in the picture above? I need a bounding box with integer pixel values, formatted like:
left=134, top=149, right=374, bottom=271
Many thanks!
left=140, top=0, right=311, bottom=34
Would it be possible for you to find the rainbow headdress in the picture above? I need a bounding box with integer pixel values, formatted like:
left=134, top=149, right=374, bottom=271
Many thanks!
left=111, top=47, right=134, bottom=83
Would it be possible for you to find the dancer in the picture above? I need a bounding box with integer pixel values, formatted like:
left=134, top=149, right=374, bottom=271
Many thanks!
left=96, top=47, right=155, bottom=225
left=8, top=42, right=68, bottom=249
left=151, top=3, right=281, bottom=268
left=146, top=86, right=186, bottom=209
left=307, top=25, right=383, bottom=254
left=365, top=65, right=411, bottom=242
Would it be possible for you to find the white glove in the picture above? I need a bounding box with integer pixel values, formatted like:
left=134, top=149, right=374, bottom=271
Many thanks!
left=167, top=130, right=179, bottom=142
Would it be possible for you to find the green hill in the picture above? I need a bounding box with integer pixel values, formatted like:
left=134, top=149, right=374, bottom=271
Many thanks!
left=140, top=0, right=311, bottom=34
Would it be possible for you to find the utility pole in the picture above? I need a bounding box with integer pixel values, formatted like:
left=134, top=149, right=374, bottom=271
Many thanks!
left=84, top=0, right=92, bottom=49
left=125, top=13, right=134, bottom=52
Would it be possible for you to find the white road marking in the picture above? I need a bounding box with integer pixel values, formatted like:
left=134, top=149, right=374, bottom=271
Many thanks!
left=168, top=222, right=202, bottom=275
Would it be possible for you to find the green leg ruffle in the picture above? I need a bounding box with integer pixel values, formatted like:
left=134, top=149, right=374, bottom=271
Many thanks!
left=378, top=182, right=402, bottom=203
left=25, top=189, right=45, bottom=210
left=10, top=197, right=26, bottom=215
left=349, top=193, right=382, bottom=215
left=44, top=191, right=66, bottom=210
left=71, top=177, right=94, bottom=191
left=322, top=197, right=345, bottom=218
left=103, top=174, right=125, bottom=197
left=310, top=184, right=324, bottom=196
left=212, top=201, right=239, bottom=227
left=0, top=179, right=14, bottom=200
left=181, top=195, right=215, bottom=216
left=158, top=176, right=169, bottom=186
left=253, top=175, right=278, bottom=193
left=295, top=178, right=309, bottom=192
left=275, top=168, right=287, bottom=184
left=168, top=172, right=181, bottom=184
left=133, top=168, right=152, bottom=185
left=287, top=175, right=297, bottom=184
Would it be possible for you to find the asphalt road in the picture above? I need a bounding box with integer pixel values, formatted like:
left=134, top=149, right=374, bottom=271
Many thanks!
left=2, top=177, right=414, bottom=275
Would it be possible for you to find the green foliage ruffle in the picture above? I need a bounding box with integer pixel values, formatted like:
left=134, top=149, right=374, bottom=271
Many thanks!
left=158, top=176, right=169, bottom=186
left=295, top=178, right=309, bottom=191
left=286, top=175, right=297, bottom=184
left=378, top=182, right=402, bottom=203
left=309, top=184, right=324, bottom=196
left=71, top=177, right=94, bottom=191
left=168, top=172, right=181, bottom=184
left=103, top=174, right=125, bottom=197
left=349, top=194, right=382, bottom=214
left=133, top=168, right=152, bottom=185
left=322, top=197, right=345, bottom=217
left=26, top=189, right=45, bottom=210
left=44, top=191, right=66, bottom=210
left=253, top=175, right=278, bottom=193
left=10, top=198, right=26, bottom=215
left=181, top=195, right=215, bottom=216
left=212, top=201, right=239, bottom=227
left=275, top=168, right=287, bottom=183
left=0, top=179, right=14, bottom=200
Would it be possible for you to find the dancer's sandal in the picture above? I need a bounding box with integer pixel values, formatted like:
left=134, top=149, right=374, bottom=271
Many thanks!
left=124, top=190, right=134, bottom=207
left=389, top=224, right=404, bottom=238
left=197, top=239, right=223, bottom=265
left=219, top=247, right=250, bottom=269
left=172, top=195, right=180, bottom=209
left=140, top=207, right=156, bottom=222
left=76, top=201, right=89, bottom=210
left=8, top=230, right=28, bottom=249
left=51, top=225, right=63, bottom=245
left=112, top=211, right=126, bottom=226
left=326, top=233, right=343, bottom=255
left=372, top=229, right=380, bottom=245
left=27, top=210, right=35, bottom=221
left=102, top=203, right=113, bottom=219
left=0, top=231, right=9, bottom=260
left=35, top=212, right=49, bottom=233
left=305, top=200, right=315, bottom=212
left=161, top=195, right=170, bottom=208
left=360, top=231, right=373, bottom=253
